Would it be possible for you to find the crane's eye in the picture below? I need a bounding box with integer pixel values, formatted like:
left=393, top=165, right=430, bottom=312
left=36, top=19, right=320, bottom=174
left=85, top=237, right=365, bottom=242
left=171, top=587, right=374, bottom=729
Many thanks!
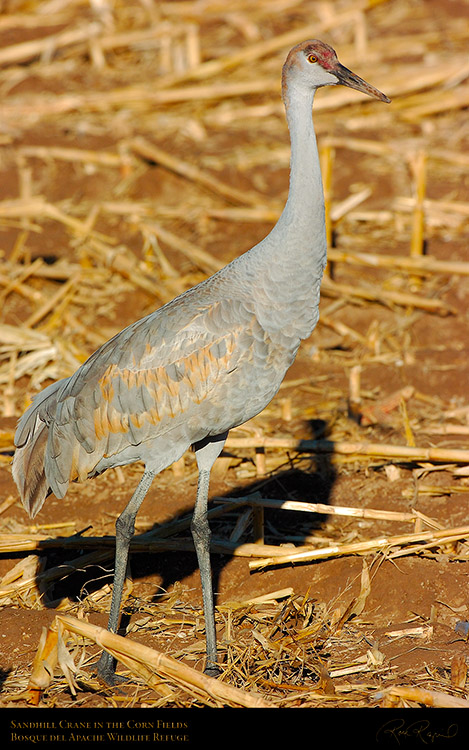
left=308, top=54, right=318, bottom=63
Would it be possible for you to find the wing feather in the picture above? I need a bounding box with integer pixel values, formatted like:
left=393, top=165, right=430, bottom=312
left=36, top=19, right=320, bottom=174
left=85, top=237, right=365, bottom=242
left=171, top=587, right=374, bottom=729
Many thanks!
left=45, top=296, right=258, bottom=493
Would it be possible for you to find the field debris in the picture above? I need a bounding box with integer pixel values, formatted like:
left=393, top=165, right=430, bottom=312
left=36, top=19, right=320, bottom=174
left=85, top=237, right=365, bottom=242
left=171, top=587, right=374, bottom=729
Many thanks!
left=0, top=0, right=468, bottom=710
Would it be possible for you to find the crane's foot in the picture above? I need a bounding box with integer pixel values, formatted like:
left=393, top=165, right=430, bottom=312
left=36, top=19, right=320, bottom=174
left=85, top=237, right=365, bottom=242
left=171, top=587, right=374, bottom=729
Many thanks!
left=204, top=661, right=221, bottom=678
left=94, top=651, right=129, bottom=687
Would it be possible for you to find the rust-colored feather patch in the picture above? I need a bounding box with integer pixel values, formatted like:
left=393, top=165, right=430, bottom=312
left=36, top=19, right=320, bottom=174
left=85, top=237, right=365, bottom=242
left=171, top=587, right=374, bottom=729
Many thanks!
left=93, top=330, right=240, bottom=441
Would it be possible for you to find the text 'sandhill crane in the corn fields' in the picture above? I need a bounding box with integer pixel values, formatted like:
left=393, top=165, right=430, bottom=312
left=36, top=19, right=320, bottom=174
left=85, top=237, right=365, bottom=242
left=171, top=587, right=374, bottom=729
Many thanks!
left=12, top=41, right=390, bottom=684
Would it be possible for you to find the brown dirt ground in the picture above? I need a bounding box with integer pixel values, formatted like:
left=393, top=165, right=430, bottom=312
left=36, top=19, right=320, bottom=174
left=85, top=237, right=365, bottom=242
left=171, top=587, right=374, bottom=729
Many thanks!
left=0, top=0, right=468, bottom=719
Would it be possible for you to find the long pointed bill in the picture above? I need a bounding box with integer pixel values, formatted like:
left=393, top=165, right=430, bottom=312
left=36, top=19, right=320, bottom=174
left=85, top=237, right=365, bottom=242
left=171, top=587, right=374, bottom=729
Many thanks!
left=335, top=63, right=391, bottom=103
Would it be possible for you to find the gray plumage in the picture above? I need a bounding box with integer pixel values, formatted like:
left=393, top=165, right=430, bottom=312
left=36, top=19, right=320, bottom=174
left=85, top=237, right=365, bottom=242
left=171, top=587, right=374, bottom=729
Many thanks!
left=12, top=40, right=389, bottom=682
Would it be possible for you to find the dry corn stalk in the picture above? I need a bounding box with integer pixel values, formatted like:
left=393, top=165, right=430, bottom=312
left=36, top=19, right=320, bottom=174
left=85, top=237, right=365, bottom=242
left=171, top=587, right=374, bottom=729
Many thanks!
left=375, top=685, right=469, bottom=709
left=321, top=277, right=452, bottom=315
left=218, top=494, right=429, bottom=525
left=224, top=437, right=469, bottom=464
left=153, top=2, right=389, bottom=88
left=249, top=524, right=469, bottom=570
left=28, top=614, right=273, bottom=707
left=27, top=622, right=59, bottom=705
left=0, top=22, right=103, bottom=66
left=327, top=248, right=469, bottom=277
left=130, top=137, right=262, bottom=207
left=409, top=150, right=427, bottom=260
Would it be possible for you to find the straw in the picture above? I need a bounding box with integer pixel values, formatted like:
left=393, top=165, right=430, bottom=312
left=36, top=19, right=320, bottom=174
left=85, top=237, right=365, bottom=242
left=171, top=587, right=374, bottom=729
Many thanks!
left=130, top=137, right=263, bottom=208
left=224, top=437, right=469, bottom=464
left=1, top=0, right=468, bottom=709
left=249, top=524, right=469, bottom=570
left=28, top=614, right=273, bottom=708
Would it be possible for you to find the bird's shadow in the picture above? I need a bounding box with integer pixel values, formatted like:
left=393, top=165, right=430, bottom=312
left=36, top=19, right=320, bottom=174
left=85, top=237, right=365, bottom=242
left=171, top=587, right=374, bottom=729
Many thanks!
left=37, top=420, right=337, bottom=620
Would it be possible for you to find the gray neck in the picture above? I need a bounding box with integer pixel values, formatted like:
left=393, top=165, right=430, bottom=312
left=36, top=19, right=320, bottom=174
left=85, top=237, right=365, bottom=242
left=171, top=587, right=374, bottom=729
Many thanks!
left=223, top=79, right=327, bottom=343
left=246, top=80, right=327, bottom=341
left=271, top=81, right=325, bottom=245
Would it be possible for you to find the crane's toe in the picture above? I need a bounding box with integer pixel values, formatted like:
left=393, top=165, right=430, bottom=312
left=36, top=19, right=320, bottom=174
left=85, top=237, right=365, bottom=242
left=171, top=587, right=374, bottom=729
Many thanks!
left=95, top=651, right=128, bottom=687
left=204, top=663, right=221, bottom=678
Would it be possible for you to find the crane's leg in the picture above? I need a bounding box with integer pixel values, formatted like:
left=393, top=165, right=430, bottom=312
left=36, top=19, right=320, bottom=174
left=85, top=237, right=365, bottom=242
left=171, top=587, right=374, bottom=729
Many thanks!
left=192, top=432, right=228, bottom=676
left=97, top=468, right=155, bottom=685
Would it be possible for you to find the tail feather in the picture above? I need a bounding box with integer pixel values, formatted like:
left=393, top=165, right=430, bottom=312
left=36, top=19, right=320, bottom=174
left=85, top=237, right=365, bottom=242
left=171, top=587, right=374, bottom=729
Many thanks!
left=12, top=419, right=50, bottom=518
left=12, top=379, right=67, bottom=518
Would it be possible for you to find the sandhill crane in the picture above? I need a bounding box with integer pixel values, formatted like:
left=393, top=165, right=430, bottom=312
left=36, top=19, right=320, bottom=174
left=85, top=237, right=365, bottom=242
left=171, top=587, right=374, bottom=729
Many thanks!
left=12, top=40, right=390, bottom=683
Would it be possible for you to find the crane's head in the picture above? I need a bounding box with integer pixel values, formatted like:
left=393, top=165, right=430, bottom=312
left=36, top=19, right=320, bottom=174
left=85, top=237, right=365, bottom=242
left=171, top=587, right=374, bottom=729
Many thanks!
left=283, top=40, right=390, bottom=103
